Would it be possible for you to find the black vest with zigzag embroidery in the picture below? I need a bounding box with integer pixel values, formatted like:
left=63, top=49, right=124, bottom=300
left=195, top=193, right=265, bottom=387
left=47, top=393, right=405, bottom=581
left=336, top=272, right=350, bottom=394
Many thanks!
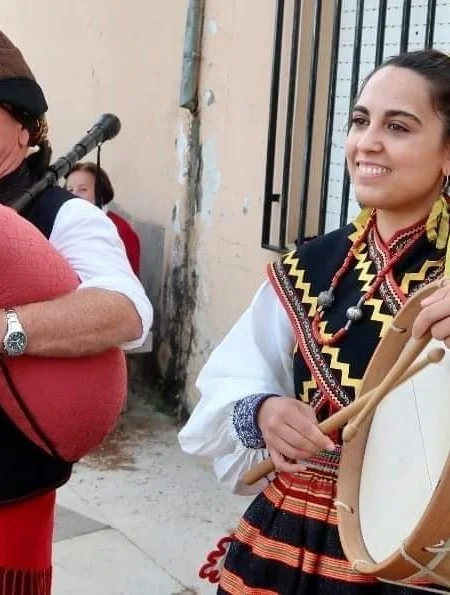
left=268, top=218, right=445, bottom=443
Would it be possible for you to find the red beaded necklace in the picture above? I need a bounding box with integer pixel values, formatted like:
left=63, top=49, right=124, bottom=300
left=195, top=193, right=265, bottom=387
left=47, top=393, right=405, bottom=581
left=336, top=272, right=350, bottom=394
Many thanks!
left=312, top=214, right=424, bottom=347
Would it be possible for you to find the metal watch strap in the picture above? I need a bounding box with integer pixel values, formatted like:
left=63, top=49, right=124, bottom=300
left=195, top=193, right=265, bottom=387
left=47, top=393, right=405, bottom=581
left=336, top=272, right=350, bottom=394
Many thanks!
left=5, top=309, right=21, bottom=331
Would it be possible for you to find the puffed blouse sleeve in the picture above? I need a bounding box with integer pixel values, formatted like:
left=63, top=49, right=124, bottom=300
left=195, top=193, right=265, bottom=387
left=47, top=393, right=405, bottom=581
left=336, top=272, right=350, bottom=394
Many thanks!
left=178, top=279, right=296, bottom=495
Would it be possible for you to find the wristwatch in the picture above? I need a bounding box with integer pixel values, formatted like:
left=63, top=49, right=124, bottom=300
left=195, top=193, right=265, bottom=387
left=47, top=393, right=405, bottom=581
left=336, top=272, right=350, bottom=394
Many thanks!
left=2, top=309, right=28, bottom=356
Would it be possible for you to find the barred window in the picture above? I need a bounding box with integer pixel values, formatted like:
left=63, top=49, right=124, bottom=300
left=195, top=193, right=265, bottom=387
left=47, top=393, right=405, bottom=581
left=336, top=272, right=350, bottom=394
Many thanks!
left=261, top=0, right=444, bottom=253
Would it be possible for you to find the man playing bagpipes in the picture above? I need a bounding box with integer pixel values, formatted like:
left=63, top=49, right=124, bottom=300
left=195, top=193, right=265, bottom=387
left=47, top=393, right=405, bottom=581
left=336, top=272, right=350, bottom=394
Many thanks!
left=0, top=30, right=152, bottom=594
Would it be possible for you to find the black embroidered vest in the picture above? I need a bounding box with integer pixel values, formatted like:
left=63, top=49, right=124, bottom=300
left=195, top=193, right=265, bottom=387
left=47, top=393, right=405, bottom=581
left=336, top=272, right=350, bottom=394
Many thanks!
left=269, top=219, right=445, bottom=444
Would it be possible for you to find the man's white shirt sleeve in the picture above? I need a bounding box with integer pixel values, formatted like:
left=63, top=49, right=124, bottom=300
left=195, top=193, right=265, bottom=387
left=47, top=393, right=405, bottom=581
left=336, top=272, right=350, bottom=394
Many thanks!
left=49, top=198, right=153, bottom=350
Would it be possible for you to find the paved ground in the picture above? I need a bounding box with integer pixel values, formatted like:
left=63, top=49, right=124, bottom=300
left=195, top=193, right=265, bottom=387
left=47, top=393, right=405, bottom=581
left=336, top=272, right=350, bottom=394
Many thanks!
left=52, top=396, right=252, bottom=594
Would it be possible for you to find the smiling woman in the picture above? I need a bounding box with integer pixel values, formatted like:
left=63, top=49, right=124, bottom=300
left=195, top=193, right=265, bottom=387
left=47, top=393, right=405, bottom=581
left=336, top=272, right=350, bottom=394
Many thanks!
left=178, top=49, right=450, bottom=595
left=346, top=58, right=450, bottom=243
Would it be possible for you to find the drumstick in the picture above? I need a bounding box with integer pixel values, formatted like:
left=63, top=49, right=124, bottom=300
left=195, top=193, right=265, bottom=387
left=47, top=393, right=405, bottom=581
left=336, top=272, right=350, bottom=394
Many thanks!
left=241, top=339, right=440, bottom=486
left=342, top=340, right=442, bottom=442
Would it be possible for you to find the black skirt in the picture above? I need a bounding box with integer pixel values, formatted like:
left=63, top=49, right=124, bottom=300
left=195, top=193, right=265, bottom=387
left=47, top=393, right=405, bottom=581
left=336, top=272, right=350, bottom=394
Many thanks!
left=216, top=462, right=446, bottom=595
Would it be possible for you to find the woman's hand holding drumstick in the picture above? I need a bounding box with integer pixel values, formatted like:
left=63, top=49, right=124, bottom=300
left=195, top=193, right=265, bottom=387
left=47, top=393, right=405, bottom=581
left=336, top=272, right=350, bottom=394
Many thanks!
left=242, top=339, right=444, bottom=486
left=256, top=398, right=335, bottom=477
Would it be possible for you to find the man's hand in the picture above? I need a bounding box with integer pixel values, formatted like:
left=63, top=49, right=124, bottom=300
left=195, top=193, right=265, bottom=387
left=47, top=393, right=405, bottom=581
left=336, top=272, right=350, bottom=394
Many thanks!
left=257, top=396, right=334, bottom=474
left=412, top=281, right=450, bottom=347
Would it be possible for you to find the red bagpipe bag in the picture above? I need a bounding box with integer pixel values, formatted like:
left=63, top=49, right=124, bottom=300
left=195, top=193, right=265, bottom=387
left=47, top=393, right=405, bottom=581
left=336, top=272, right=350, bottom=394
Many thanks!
left=0, top=203, right=127, bottom=462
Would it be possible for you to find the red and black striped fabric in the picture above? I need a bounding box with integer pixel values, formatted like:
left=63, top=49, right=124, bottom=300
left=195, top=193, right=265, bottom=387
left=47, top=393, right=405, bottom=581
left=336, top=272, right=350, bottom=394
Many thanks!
left=0, top=489, right=55, bottom=595
left=218, top=459, right=440, bottom=594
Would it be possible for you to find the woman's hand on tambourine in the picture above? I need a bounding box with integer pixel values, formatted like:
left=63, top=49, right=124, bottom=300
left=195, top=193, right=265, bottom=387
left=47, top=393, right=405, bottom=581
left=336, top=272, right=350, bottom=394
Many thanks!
left=413, top=281, right=450, bottom=347
left=257, top=397, right=335, bottom=473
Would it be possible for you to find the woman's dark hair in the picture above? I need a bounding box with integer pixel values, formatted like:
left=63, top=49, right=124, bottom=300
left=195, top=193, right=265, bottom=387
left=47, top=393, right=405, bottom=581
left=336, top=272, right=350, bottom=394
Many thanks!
left=65, top=161, right=114, bottom=205
left=357, top=49, right=450, bottom=141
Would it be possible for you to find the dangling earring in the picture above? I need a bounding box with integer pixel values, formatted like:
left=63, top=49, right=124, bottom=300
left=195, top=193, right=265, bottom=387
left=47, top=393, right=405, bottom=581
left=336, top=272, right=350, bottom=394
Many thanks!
left=427, top=176, right=450, bottom=249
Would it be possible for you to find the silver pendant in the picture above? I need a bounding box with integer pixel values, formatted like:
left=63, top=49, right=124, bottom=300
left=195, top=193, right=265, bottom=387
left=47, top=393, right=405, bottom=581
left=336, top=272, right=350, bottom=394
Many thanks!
left=317, top=289, right=334, bottom=309
left=346, top=306, right=363, bottom=322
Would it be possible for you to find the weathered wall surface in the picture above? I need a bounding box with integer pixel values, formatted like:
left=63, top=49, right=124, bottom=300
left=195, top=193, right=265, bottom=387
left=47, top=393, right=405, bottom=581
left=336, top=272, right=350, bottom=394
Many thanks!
left=3, top=1, right=280, bottom=411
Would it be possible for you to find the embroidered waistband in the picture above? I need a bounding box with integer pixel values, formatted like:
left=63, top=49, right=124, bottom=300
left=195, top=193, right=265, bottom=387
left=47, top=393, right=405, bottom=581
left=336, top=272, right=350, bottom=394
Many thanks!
left=304, top=447, right=341, bottom=477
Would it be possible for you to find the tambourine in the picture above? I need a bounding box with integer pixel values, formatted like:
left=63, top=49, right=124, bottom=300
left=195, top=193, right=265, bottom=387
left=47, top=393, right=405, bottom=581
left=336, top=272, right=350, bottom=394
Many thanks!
left=242, top=279, right=450, bottom=590
left=0, top=204, right=126, bottom=462
left=337, top=279, right=450, bottom=590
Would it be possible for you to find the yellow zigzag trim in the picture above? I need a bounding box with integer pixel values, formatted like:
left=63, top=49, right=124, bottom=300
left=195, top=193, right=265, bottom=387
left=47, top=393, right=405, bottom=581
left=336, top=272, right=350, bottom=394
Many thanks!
left=353, top=244, right=375, bottom=292
left=322, top=346, right=361, bottom=391
left=301, top=378, right=317, bottom=403
left=283, top=234, right=374, bottom=394
left=294, top=344, right=317, bottom=403
left=350, top=208, right=372, bottom=236
left=400, top=258, right=445, bottom=294
left=363, top=297, right=392, bottom=339
left=318, top=322, right=360, bottom=391
left=283, top=250, right=317, bottom=316
left=348, top=227, right=362, bottom=244
left=352, top=243, right=392, bottom=337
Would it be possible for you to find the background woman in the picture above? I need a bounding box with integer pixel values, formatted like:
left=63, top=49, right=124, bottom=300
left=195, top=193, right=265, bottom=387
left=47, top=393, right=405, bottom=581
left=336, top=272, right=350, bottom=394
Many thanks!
left=66, top=162, right=141, bottom=277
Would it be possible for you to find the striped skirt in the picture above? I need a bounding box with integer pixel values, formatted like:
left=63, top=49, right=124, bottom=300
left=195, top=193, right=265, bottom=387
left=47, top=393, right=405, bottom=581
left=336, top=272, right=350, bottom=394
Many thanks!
left=217, top=453, right=442, bottom=595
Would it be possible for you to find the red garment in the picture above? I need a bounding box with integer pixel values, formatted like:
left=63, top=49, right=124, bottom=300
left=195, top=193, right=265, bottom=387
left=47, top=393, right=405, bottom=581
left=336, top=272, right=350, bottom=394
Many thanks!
left=107, top=211, right=141, bottom=277
left=0, top=490, right=55, bottom=594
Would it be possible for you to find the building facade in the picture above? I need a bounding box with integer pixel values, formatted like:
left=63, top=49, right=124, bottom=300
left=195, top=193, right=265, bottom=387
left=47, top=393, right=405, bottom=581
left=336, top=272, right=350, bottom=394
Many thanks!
left=4, top=0, right=450, bottom=410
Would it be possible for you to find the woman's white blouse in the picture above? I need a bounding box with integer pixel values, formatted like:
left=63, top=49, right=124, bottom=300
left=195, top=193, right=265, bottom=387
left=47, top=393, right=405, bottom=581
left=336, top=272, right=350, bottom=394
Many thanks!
left=178, top=280, right=296, bottom=495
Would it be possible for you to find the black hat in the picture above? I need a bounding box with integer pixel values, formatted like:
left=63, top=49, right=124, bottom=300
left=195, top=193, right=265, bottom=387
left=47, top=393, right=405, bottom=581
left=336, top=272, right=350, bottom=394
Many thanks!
left=0, top=31, right=48, bottom=116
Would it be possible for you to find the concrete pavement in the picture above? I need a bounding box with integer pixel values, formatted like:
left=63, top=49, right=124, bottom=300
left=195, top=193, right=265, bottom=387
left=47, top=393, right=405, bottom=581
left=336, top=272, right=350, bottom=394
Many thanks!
left=52, top=397, right=252, bottom=594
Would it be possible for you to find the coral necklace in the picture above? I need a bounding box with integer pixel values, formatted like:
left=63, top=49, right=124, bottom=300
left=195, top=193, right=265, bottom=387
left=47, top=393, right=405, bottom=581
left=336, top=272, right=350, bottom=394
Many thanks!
left=312, top=214, right=424, bottom=347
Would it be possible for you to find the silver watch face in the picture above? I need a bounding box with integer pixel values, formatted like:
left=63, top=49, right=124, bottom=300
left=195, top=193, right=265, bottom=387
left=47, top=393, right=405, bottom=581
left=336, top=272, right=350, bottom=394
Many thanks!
left=6, top=331, right=27, bottom=355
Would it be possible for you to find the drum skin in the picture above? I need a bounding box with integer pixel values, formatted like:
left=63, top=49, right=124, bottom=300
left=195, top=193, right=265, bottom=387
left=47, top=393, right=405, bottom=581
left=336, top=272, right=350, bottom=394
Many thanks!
left=0, top=204, right=126, bottom=462
left=337, top=280, right=450, bottom=586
